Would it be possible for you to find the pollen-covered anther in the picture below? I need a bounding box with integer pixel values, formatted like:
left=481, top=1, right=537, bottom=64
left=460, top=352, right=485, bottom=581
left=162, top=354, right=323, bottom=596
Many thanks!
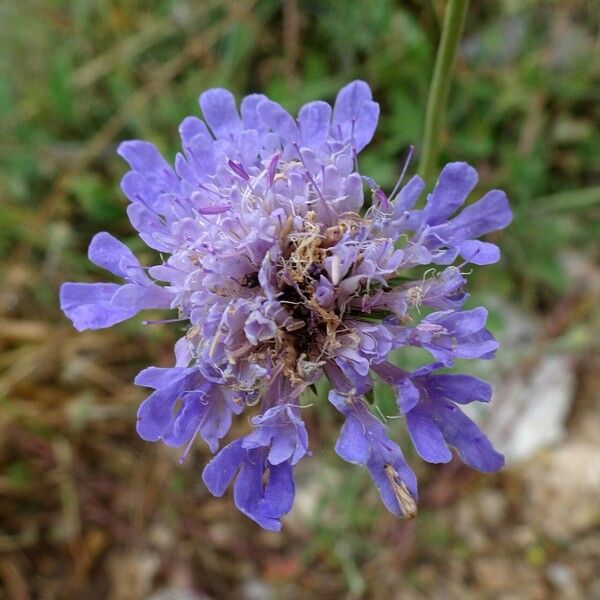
left=384, top=464, right=418, bottom=519
left=406, top=285, right=424, bottom=308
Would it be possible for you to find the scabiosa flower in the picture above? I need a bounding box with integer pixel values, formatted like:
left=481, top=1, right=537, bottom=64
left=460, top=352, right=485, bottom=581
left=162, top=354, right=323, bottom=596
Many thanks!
left=60, top=81, right=511, bottom=530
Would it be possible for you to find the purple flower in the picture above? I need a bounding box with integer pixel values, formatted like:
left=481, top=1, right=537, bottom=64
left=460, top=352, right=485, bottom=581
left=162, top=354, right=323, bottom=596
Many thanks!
left=134, top=365, right=243, bottom=454
left=61, top=81, right=511, bottom=529
left=60, top=232, right=172, bottom=331
left=388, top=306, right=499, bottom=366
left=373, top=361, right=503, bottom=472
left=329, top=390, right=418, bottom=518
left=243, top=402, right=309, bottom=464
left=202, top=440, right=295, bottom=531
left=200, top=399, right=309, bottom=530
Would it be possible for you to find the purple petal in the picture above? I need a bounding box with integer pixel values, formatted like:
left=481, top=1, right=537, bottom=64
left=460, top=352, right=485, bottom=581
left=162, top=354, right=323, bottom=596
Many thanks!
left=199, top=88, right=242, bottom=139
left=262, top=461, right=295, bottom=517
left=111, top=282, right=172, bottom=311
left=445, top=306, right=489, bottom=337
left=240, top=93, right=269, bottom=130
left=424, top=400, right=504, bottom=472
left=202, top=439, right=246, bottom=496
left=354, top=100, right=379, bottom=151
left=238, top=129, right=261, bottom=166
left=419, top=267, right=467, bottom=310
left=136, top=387, right=182, bottom=442
left=178, top=116, right=211, bottom=145
left=455, top=328, right=499, bottom=360
left=134, top=366, right=194, bottom=389
left=322, top=163, right=342, bottom=197
left=174, top=337, right=192, bottom=367
left=233, top=454, right=282, bottom=531
left=60, top=282, right=135, bottom=331
left=186, top=132, right=216, bottom=176
left=298, top=101, right=332, bottom=148
left=332, top=80, right=372, bottom=126
left=335, top=415, right=371, bottom=464
left=367, top=444, right=418, bottom=517
left=175, top=153, right=196, bottom=185
left=425, top=374, right=492, bottom=404
left=449, top=189, right=512, bottom=239
left=459, top=240, right=500, bottom=265
left=200, top=396, right=233, bottom=453
left=267, top=427, right=296, bottom=465
left=423, top=162, right=478, bottom=226
left=257, top=100, right=300, bottom=146
left=162, top=395, right=203, bottom=447
left=135, top=368, right=198, bottom=442
left=118, top=140, right=172, bottom=173
left=395, top=378, right=420, bottom=414
left=406, top=407, right=453, bottom=464
left=394, top=175, right=425, bottom=212
left=120, top=169, right=179, bottom=213
left=87, top=232, right=140, bottom=278
left=126, top=204, right=172, bottom=252
left=344, top=172, right=364, bottom=211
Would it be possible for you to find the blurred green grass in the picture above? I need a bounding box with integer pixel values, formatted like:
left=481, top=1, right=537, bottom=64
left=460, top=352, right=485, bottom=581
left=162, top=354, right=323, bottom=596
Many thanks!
left=0, top=1, right=599, bottom=598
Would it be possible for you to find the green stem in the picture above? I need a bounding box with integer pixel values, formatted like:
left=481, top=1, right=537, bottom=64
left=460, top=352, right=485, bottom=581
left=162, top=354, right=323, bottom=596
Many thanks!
left=418, top=0, right=470, bottom=183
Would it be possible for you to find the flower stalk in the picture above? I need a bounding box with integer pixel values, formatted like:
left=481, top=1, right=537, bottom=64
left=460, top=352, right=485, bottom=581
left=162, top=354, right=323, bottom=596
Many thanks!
left=418, top=0, right=470, bottom=184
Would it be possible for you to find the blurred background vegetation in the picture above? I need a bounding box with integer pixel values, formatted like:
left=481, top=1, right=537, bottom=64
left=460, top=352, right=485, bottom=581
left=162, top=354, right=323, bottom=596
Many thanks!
left=1, top=1, right=599, bottom=599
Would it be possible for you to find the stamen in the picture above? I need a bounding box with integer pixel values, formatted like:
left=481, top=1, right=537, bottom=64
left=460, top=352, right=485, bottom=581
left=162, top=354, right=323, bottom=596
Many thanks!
left=388, top=145, right=415, bottom=202
left=197, top=204, right=231, bottom=215
left=266, top=152, right=280, bottom=188
left=330, top=254, right=341, bottom=285
left=227, top=159, right=249, bottom=181
left=197, top=183, right=226, bottom=199
left=143, top=317, right=188, bottom=325
left=294, top=143, right=337, bottom=223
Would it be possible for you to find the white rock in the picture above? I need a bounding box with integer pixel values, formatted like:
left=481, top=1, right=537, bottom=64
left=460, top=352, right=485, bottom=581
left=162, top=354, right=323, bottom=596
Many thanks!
left=487, top=354, right=576, bottom=463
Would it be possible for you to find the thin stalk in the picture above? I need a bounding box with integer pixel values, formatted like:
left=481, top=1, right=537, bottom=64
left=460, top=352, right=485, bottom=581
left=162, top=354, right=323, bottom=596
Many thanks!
left=418, top=0, right=470, bottom=183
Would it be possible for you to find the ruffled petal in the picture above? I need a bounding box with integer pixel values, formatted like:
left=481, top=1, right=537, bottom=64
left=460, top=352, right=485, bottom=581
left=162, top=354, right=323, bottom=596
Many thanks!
left=262, top=461, right=295, bottom=518
left=406, top=406, right=453, bottom=464
left=111, top=282, right=173, bottom=311
left=60, top=282, right=135, bottom=331
left=335, top=414, right=371, bottom=464
left=425, top=374, right=492, bottom=404
left=298, top=100, right=332, bottom=149
left=449, top=189, right=512, bottom=240
left=423, top=399, right=504, bottom=472
left=118, top=140, right=173, bottom=173
left=199, top=88, right=242, bottom=139
left=332, top=80, right=372, bottom=128
left=178, top=116, right=210, bottom=145
left=257, top=99, right=300, bottom=147
left=353, top=100, right=379, bottom=151
left=202, top=439, right=246, bottom=496
left=87, top=232, right=140, bottom=278
left=423, top=162, right=478, bottom=226
left=459, top=240, right=500, bottom=265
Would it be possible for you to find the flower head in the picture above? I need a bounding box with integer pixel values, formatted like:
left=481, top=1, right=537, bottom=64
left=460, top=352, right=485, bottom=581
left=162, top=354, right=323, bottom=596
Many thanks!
left=61, top=81, right=511, bottom=530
